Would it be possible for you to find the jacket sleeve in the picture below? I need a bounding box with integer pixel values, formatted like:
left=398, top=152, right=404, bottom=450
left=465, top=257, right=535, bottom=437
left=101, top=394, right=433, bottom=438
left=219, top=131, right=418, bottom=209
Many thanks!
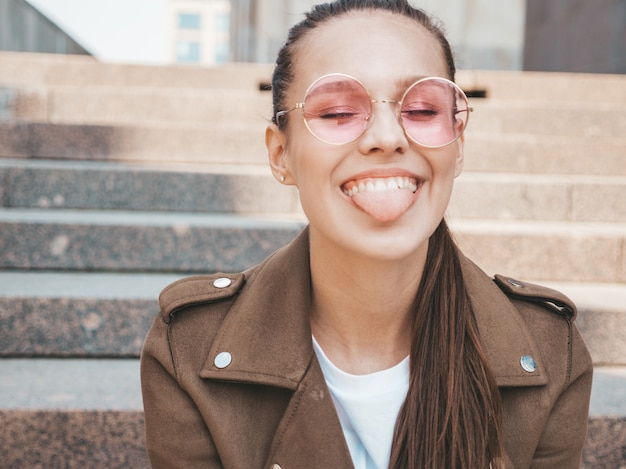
left=529, top=325, right=593, bottom=469
left=140, top=314, right=223, bottom=469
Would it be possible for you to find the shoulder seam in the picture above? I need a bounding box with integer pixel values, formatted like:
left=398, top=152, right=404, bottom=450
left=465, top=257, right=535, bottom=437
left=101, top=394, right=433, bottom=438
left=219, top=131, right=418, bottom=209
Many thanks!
left=493, top=275, right=577, bottom=320
left=159, top=273, right=246, bottom=322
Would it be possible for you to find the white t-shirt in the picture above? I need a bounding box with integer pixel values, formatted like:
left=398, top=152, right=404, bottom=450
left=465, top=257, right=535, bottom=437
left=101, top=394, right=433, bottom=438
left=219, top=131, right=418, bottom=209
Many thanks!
left=312, top=336, right=410, bottom=469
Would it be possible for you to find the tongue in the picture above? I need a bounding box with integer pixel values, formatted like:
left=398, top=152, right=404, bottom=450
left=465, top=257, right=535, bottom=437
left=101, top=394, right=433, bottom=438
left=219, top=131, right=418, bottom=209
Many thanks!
left=351, top=189, right=415, bottom=222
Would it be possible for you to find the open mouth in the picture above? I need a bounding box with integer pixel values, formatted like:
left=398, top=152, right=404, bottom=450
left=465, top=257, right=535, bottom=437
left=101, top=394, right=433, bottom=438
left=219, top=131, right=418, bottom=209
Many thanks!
left=341, top=176, right=419, bottom=197
left=340, top=176, right=422, bottom=223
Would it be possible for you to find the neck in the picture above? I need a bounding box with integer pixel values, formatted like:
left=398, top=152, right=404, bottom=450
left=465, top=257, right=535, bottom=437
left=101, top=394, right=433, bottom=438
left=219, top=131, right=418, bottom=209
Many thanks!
left=308, top=229, right=427, bottom=375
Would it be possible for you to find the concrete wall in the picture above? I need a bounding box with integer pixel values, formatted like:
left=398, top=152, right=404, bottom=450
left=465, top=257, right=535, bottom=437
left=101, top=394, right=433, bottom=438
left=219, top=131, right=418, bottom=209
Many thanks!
left=0, top=0, right=90, bottom=55
left=524, top=0, right=626, bottom=74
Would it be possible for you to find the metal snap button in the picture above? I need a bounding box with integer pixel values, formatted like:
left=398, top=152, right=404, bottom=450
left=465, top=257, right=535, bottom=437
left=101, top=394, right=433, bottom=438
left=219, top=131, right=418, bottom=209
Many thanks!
left=507, top=278, right=524, bottom=288
left=520, top=355, right=537, bottom=373
left=271, top=465, right=282, bottom=469
left=213, top=277, right=232, bottom=289
left=214, top=352, right=232, bottom=369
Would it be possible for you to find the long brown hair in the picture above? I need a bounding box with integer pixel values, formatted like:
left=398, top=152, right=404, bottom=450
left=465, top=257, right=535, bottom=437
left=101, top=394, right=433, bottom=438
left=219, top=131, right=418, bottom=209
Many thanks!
left=390, top=219, right=503, bottom=468
left=270, top=1, right=504, bottom=467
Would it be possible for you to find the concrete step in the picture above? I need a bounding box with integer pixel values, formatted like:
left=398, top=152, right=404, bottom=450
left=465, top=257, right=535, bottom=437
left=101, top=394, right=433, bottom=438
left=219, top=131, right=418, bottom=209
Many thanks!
left=0, top=158, right=301, bottom=215
left=0, top=359, right=142, bottom=410
left=0, top=209, right=304, bottom=273
left=0, top=271, right=181, bottom=357
left=456, top=69, right=626, bottom=104
left=0, top=409, right=148, bottom=468
left=3, top=121, right=625, bottom=176
left=5, top=86, right=272, bottom=126
left=450, top=172, right=626, bottom=223
left=0, top=270, right=624, bottom=362
left=3, top=159, right=624, bottom=222
left=449, top=219, right=626, bottom=283
left=583, top=367, right=626, bottom=468
left=1, top=210, right=624, bottom=282
left=0, top=121, right=269, bottom=164
left=467, top=100, right=625, bottom=138
left=0, top=358, right=147, bottom=468
left=2, top=52, right=624, bottom=106
left=0, top=51, right=273, bottom=90
left=0, top=359, right=623, bottom=468
left=462, top=131, right=626, bottom=176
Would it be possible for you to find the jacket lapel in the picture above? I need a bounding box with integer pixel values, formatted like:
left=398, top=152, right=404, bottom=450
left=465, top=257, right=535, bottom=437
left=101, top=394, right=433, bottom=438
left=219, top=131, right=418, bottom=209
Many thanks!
left=265, top=356, right=354, bottom=468
left=198, top=227, right=353, bottom=466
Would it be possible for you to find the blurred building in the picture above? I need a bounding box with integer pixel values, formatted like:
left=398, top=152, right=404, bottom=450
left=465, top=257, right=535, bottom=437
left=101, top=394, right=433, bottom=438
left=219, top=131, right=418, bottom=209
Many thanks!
left=231, top=0, right=625, bottom=74
left=230, top=0, right=315, bottom=63
left=230, top=0, right=527, bottom=70
left=0, top=0, right=90, bottom=55
left=168, top=0, right=231, bottom=65
left=524, top=0, right=626, bottom=74
left=3, top=0, right=623, bottom=74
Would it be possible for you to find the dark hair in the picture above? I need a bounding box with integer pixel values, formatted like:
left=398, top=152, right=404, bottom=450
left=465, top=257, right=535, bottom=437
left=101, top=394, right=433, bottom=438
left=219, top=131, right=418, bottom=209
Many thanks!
left=271, top=1, right=504, bottom=468
left=390, top=219, right=504, bottom=468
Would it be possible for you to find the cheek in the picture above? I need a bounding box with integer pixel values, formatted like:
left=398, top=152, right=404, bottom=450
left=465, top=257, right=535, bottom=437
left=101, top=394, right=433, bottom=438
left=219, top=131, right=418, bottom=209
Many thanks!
left=433, top=141, right=464, bottom=179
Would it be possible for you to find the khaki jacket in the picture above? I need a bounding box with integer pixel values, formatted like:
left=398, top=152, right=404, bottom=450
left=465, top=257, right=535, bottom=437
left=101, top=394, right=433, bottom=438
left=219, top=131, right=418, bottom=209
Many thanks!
left=140, top=228, right=592, bottom=469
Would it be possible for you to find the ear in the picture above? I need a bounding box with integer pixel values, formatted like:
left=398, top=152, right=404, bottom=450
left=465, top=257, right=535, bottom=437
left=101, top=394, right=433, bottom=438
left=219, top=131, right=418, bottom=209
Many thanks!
left=265, top=124, right=292, bottom=184
left=453, top=134, right=465, bottom=178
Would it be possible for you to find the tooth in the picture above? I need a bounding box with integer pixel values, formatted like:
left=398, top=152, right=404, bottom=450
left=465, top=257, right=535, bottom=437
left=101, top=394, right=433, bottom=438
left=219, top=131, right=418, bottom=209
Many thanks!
left=374, top=180, right=387, bottom=191
left=358, top=181, right=365, bottom=193
left=365, top=181, right=375, bottom=192
left=387, top=178, right=398, bottom=190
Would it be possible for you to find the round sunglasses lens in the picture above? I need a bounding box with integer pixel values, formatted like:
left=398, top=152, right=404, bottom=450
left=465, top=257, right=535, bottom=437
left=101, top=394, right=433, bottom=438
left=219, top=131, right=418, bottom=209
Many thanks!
left=302, top=75, right=371, bottom=145
left=400, top=78, right=469, bottom=147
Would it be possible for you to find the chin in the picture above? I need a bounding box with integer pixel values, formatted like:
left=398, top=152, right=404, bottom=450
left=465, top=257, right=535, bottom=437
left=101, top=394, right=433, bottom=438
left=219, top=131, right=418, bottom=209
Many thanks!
left=346, top=225, right=433, bottom=262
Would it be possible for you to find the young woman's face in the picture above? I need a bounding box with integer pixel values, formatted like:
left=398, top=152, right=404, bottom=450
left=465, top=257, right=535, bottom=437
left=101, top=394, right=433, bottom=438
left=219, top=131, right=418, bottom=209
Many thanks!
left=267, top=10, right=464, bottom=262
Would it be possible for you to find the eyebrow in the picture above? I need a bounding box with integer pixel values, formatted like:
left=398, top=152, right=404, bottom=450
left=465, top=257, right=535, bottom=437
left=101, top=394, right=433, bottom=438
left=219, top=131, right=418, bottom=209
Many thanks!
left=306, top=78, right=363, bottom=97
left=395, top=75, right=431, bottom=90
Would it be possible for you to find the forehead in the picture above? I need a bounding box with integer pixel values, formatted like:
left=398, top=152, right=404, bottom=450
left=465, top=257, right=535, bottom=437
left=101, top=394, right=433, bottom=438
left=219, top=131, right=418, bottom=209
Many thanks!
left=292, top=10, right=448, bottom=95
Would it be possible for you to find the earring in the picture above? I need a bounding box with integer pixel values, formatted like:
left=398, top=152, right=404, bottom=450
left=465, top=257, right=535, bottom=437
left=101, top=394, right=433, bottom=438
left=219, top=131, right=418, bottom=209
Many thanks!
left=280, top=175, right=285, bottom=182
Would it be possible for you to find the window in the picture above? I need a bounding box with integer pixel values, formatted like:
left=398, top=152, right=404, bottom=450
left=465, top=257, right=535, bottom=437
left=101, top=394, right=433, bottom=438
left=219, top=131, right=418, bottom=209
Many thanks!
left=176, top=41, right=201, bottom=63
left=178, top=13, right=201, bottom=30
left=215, top=13, right=230, bottom=33
left=215, top=41, right=230, bottom=64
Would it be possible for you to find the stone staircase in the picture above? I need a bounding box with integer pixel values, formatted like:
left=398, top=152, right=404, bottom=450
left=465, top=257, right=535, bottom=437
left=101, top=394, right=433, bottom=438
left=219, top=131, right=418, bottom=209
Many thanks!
left=0, top=51, right=624, bottom=467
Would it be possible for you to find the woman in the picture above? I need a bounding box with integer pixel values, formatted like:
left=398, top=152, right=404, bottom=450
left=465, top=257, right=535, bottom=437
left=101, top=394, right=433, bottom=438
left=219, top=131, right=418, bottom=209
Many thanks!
left=141, top=1, right=592, bottom=467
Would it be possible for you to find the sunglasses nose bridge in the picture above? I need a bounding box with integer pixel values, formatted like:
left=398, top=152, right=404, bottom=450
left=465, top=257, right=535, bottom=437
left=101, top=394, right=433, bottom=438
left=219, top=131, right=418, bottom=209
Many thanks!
left=362, top=99, right=410, bottom=144
left=370, top=98, right=401, bottom=118
left=370, top=98, right=399, bottom=108
left=369, top=98, right=405, bottom=129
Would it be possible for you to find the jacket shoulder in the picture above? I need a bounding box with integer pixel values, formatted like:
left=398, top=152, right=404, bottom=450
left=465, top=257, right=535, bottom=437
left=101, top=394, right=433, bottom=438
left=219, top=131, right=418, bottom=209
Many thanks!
left=158, top=273, right=245, bottom=323
left=494, top=274, right=577, bottom=320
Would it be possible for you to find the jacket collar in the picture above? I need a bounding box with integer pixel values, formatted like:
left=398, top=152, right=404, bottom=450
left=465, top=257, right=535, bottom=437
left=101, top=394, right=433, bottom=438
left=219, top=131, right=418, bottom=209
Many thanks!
left=199, top=228, right=314, bottom=389
left=200, top=227, right=547, bottom=388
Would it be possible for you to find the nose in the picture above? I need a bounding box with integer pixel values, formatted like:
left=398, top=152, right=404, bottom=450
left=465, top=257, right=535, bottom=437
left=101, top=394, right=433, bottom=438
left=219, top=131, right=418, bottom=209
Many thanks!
left=358, top=101, right=409, bottom=155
